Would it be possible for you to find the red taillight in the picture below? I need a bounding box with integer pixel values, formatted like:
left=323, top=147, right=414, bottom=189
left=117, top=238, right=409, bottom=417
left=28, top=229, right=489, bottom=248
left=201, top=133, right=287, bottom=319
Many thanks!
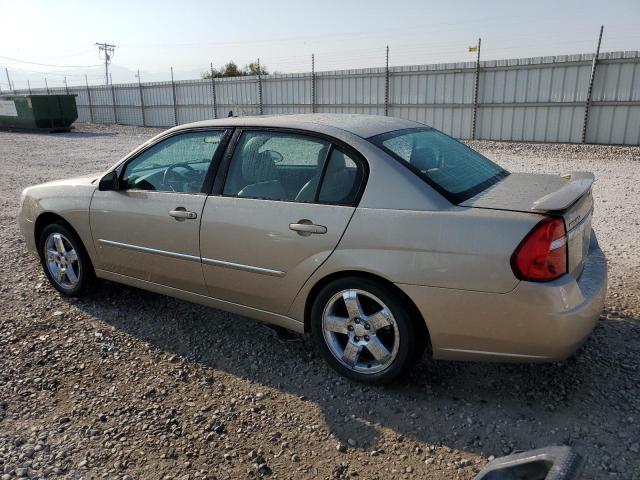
left=511, top=217, right=567, bottom=282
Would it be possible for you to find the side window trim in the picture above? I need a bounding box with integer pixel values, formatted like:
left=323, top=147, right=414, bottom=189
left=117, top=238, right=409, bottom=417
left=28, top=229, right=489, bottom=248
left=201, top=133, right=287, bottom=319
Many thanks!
left=117, top=128, right=232, bottom=195
left=313, top=144, right=334, bottom=203
left=201, top=128, right=234, bottom=194
left=211, top=128, right=242, bottom=195
left=210, top=127, right=369, bottom=207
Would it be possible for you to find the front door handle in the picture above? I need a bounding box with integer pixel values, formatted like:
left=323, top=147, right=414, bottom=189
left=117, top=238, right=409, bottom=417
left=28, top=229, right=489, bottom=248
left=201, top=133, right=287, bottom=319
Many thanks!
left=289, top=220, right=327, bottom=236
left=169, top=207, right=197, bottom=221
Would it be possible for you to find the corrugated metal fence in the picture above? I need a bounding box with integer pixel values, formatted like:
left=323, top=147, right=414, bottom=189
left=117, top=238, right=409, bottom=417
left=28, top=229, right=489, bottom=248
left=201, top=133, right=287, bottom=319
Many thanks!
left=17, top=51, right=640, bottom=145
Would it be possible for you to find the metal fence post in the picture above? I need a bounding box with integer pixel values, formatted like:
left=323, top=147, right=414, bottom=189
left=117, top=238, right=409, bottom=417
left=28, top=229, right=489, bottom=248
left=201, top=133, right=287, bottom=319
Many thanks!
left=257, top=58, right=264, bottom=115
left=110, top=82, right=118, bottom=124
left=311, top=54, right=316, bottom=113
left=210, top=63, right=218, bottom=119
left=27, top=80, right=32, bottom=95
left=5, top=68, right=15, bottom=93
left=471, top=38, right=482, bottom=140
left=137, top=70, right=146, bottom=127
left=170, top=67, right=178, bottom=126
left=581, top=25, right=604, bottom=144
left=85, top=75, right=94, bottom=123
left=64, top=77, right=70, bottom=95
left=45, top=78, right=50, bottom=95
left=384, top=46, right=390, bottom=116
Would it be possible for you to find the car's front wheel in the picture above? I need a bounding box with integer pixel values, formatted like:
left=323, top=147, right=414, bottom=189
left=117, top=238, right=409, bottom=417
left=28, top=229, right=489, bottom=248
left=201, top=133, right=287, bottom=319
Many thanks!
left=38, top=223, right=95, bottom=297
left=310, top=277, right=422, bottom=384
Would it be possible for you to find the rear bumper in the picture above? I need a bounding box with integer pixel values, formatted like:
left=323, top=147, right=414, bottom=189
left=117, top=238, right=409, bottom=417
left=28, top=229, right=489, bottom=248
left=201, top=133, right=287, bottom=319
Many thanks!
left=398, top=232, right=607, bottom=362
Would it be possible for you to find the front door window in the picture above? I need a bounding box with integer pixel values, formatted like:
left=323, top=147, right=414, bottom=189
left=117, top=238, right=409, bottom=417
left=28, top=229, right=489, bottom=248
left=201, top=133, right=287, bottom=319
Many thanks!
left=122, top=131, right=225, bottom=193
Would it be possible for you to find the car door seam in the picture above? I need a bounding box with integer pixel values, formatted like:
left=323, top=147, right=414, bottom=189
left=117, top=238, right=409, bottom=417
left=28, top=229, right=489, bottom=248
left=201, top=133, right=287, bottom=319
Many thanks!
left=286, top=205, right=360, bottom=315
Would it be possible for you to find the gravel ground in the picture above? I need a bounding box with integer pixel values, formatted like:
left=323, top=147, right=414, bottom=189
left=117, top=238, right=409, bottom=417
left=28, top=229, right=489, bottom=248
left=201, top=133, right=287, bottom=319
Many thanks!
left=0, top=123, right=639, bottom=480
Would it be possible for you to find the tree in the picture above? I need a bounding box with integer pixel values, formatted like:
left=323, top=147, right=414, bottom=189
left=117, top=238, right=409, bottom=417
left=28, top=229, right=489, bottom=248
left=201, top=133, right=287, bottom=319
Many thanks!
left=201, top=67, right=221, bottom=79
left=222, top=61, right=243, bottom=77
left=246, top=62, right=268, bottom=76
left=201, top=60, right=268, bottom=79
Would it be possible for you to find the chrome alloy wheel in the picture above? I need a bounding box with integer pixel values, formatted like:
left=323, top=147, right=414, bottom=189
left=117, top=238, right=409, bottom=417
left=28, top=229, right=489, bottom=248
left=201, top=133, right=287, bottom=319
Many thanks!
left=44, top=233, right=80, bottom=290
left=322, top=289, right=400, bottom=374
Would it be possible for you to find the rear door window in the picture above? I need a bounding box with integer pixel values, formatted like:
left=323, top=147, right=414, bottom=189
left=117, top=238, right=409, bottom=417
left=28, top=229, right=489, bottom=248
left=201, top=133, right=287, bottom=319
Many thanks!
left=370, top=128, right=508, bottom=204
left=222, top=130, right=366, bottom=206
left=222, top=131, right=329, bottom=201
left=317, top=149, right=364, bottom=205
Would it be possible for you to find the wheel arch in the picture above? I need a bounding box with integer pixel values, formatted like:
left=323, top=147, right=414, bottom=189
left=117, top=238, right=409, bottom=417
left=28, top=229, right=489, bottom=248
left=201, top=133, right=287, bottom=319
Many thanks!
left=34, top=212, right=83, bottom=254
left=303, top=270, right=431, bottom=351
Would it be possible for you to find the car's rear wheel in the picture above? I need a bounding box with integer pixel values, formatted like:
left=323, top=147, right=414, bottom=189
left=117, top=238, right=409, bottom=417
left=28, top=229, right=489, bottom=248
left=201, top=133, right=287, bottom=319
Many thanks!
left=38, top=223, right=95, bottom=297
left=310, top=277, right=421, bottom=384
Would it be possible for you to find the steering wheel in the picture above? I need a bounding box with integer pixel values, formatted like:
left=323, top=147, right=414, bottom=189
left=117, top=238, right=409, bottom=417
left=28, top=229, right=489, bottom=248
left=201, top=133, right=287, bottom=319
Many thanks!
left=162, top=163, right=198, bottom=190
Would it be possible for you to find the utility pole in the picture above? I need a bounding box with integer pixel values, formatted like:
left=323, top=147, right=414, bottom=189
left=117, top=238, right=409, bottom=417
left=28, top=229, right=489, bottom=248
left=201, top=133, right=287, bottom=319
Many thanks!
left=45, top=77, right=50, bottom=94
left=95, top=42, right=117, bottom=85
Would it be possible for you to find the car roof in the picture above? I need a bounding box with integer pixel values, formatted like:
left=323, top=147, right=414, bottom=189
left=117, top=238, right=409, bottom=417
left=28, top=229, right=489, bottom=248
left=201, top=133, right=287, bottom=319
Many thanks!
left=177, top=113, right=425, bottom=139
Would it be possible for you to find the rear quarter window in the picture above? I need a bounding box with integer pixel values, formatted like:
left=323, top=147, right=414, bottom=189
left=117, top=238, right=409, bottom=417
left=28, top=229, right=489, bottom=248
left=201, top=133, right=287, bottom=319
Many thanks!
left=370, top=128, right=508, bottom=204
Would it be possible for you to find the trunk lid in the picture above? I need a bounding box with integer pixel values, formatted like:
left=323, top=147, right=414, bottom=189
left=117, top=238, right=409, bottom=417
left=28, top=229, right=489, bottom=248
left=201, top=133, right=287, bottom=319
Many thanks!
left=460, top=171, right=595, bottom=278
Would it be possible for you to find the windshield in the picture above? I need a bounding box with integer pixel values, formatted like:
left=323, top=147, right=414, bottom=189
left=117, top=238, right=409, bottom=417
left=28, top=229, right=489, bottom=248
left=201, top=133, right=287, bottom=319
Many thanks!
left=370, top=128, right=509, bottom=204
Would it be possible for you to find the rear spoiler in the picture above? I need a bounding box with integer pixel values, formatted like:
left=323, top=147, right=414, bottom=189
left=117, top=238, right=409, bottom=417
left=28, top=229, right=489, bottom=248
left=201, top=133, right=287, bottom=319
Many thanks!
left=532, top=172, right=594, bottom=212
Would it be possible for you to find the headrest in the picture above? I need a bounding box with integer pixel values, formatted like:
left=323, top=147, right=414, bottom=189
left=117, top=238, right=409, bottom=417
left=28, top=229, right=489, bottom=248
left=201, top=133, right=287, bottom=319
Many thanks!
left=410, top=145, right=439, bottom=171
left=327, top=150, right=346, bottom=173
left=241, top=137, right=279, bottom=183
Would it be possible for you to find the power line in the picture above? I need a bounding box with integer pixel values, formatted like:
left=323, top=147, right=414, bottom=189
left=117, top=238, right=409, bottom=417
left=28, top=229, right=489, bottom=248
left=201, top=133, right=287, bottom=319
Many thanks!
left=0, top=54, right=101, bottom=68
left=120, top=10, right=612, bottom=50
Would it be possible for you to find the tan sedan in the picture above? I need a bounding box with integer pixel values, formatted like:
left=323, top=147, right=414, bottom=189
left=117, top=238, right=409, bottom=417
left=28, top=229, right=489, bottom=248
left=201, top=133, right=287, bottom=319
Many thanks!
left=18, top=114, right=607, bottom=384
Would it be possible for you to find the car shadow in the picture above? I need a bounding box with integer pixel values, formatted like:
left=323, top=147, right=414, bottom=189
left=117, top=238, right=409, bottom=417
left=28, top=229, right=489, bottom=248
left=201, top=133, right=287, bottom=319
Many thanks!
left=71, top=279, right=639, bottom=471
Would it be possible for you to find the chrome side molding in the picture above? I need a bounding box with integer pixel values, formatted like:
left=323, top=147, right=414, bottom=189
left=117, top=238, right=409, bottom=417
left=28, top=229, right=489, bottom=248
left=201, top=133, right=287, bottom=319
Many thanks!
left=98, top=239, right=285, bottom=277
left=98, top=239, right=201, bottom=263
left=201, top=257, right=285, bottom=277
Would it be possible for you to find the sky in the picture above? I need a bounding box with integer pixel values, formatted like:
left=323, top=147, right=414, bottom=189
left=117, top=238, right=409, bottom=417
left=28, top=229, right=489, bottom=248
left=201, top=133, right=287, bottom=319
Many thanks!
left=1, top=0, right=639, bottom=90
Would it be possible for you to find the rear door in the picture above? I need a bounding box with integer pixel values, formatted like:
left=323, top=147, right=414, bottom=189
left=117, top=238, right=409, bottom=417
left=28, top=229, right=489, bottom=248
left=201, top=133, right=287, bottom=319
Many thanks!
left=200, top=129, right=366, bottom=314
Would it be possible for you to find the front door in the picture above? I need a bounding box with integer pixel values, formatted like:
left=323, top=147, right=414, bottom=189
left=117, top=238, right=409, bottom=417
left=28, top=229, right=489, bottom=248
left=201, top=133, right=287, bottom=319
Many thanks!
left=90, top=129, right=227, bottom=295
left=200, top=129, right=365, bottom=314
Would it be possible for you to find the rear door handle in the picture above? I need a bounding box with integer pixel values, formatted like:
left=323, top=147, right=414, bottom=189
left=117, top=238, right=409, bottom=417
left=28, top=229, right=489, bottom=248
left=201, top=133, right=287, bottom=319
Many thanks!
left=289, top=220, right=327, bottom=236
left=169, top=208, right=197, bottom=220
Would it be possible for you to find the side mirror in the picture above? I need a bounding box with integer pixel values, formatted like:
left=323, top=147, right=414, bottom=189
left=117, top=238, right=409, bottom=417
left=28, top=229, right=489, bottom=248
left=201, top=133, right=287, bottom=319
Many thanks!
left=98, top=171, right=120, bottom=191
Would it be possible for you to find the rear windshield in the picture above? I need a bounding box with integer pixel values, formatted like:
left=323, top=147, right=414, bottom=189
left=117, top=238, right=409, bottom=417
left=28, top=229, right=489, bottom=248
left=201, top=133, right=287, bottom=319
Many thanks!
left=369, top=128, right=509, bottom=204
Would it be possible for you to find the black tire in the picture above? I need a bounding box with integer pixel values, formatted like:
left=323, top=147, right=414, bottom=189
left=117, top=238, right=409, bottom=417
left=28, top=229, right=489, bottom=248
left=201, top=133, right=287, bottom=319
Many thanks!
left=38, top=223, right=95, bottom=297
left=310, top=276, right=423, bottom=384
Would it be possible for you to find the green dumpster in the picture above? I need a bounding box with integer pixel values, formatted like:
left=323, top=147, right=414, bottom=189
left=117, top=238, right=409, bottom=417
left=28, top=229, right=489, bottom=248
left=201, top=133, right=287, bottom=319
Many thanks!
left=0, top=94, right=78, bottom=132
